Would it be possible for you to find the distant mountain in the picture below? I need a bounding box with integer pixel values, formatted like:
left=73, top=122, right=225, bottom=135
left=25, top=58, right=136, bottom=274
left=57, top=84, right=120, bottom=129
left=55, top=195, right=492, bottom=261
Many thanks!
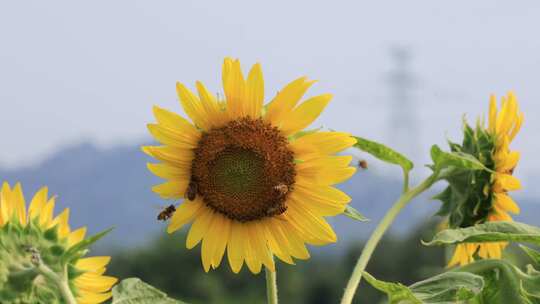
left=1, top=142, right=539, bottom=253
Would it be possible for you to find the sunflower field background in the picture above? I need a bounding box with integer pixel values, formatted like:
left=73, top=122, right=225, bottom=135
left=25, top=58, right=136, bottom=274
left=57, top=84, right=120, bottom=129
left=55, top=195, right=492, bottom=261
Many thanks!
left=2, top=1, right=540, bottom=303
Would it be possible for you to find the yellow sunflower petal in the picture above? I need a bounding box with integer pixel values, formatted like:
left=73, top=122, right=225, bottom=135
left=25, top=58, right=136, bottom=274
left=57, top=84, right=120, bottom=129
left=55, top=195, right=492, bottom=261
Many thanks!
left=142, top=146, right=193, bottom=168
left=263, top=219, right=294, bottom=265
left=494, top=193, right=520, bottom=214
left=12, top=183, right=26, bottom=225
left=223, top=58, right=246, bottom=119
left=167, top=199, right=204, bottom=233
left=50, top=208, right=71, bottom=239
left=265, top=77, right=316, bottom=126
left=448, top=244, right=467, bottom=267
left=147, top=124, right=199, bottom=149
left=244, top=224, right=263, bottom=274
left=147, top=163, right=190, bottom=180
left=249, top=221, right=275, bottom=271
left=28, top=186, right=49, bottom=221
left=75, top=273, right=118, bottom=293
left=152, top=180, right=189, bottom=200
left=211, top=215, right=231, bottom=269
left=245, top=63, right=264, bottom=118
left=68, top=227, right=87, bottom=247
left=77, top=290, right=112, bottom=304
left=176, top=82, right=210, bottom=130
left=76, top=256, right=112, bottom=272
left=290, top=132, right=357, bottom=158
left=496, top=151, right=520, bottom=172
left=227, top=220, right=247, bottom=273
left=278, top=220, right=310, bottom=260
left=201, top=213, right=229, bottom=272
left=196, top=81, right=228, bottom=127
left=280, top=94, right=332, bottom=135
left=0, top=182, right=13, bottom=225
left=39, top=197, right=56, bottom=228
left=488, top=94, right=497, bottom=133
left=186, top=207, right=214, bottom=249
left=152, top=105, right=200, bottom=139
left=286, top=202, right=337, bottom=245
left=509, top=112, right=524, bottom=142
left=494, top=173, right=521, bottom=192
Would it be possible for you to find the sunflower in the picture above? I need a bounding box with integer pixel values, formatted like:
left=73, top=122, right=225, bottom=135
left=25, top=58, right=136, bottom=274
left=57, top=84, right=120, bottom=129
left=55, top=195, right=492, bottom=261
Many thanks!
left=0, top=182, right=117, bottom=303
left=434, top=92, right=523, bottom=267
left=144, top=58, right=357, bottom=273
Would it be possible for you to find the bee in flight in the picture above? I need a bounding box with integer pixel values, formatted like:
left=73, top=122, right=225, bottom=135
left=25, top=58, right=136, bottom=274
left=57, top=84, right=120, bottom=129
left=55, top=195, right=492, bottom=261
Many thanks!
left=358, top=160, right=368, bottom=170
left=157, top=204, right=176, bottom=221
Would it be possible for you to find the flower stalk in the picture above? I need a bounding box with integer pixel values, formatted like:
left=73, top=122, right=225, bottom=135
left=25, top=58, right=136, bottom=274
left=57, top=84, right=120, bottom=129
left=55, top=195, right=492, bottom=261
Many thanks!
left=28, top=247, right=77, bottom=304
left=265, top=263, right=278, bottom=304
left=340, top=172, right=440, bottom=304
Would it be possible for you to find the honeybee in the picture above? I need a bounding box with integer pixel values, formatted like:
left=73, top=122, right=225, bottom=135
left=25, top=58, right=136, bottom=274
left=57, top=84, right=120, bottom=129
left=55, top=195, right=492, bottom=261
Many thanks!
left=157, top=204, right=176, bottom=221
left=185, top=180, right=198, bottom=201
left=266, top=204, right=287, bottom=217
left=274, top=184, right=289, bottom=197
left=358, top=160, right=368, bottom=169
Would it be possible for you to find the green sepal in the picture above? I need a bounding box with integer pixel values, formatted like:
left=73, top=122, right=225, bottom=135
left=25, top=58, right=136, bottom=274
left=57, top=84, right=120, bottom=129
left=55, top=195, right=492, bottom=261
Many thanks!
left=363, top=271, right=483, bottom=303
left=44, top=225, right=59, bottom=242
left=62, top=227, right=114, bottom=264
left=352, top=136, right=413, bottom=173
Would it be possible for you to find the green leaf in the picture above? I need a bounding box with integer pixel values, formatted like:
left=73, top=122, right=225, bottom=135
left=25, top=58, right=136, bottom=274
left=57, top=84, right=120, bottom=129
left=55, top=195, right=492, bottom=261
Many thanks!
left=353, top=136, right=413, bottom=172
left=343, top=205, right=369, bottom=222
left=363, top=271, right=483, bottom=303
left=520, top=245, right=540, bottom=266
left=62, top=227, right=114, bottom=263
left=423, top=221, right=540, bottom=247
left=430, top=145, right=488, bottom=172
left=456, top=259, right=540, bottom=304
left=112, top=278, right=188, bottom=304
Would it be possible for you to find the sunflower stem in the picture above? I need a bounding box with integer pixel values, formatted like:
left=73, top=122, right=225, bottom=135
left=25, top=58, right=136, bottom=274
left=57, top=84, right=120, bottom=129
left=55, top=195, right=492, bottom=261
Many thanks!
left=339, top=172, right=439, bottom=304
left=265, top=264, right=278, bottom=304
left=29, top=247, right=77, bottom=304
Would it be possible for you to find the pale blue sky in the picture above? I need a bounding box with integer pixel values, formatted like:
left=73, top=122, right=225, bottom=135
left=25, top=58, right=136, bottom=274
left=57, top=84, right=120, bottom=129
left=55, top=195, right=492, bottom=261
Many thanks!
left=1, top=1, right=539, bottom=191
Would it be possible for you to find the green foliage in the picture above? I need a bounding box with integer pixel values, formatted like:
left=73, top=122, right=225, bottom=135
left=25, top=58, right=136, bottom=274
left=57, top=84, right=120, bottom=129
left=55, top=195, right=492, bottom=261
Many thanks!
left=343, top=205, right=369, bottom=222
left=352, top=136, right=413, bottom=173
left=424, top=221, right=540, bottom=247
left=430, top=145, right=487, bottom=172
left=432, top=122, right=496, bottom=229
left=112, top=278, right=188, bottom=304
left=456, top=258, right=540, bottom=304
left=363, top=271, right=484, bottom=304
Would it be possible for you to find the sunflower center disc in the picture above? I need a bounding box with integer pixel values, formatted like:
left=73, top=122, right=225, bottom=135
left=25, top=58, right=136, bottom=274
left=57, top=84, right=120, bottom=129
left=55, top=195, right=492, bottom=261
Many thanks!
left=191, top=118, right=296, bottom=222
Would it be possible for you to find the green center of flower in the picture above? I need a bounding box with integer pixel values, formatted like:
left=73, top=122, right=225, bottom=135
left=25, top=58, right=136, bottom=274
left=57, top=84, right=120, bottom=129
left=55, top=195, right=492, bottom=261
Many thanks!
left=191, top=118, right=296, bottom=222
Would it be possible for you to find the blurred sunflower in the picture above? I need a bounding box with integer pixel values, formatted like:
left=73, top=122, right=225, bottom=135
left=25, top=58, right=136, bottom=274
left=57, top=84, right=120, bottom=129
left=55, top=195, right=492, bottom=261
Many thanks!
left=144, top=58, right=357, bottom=273
left=434, top=92, right=524, bottom=267
left=0, top=182, right=117, bottom=304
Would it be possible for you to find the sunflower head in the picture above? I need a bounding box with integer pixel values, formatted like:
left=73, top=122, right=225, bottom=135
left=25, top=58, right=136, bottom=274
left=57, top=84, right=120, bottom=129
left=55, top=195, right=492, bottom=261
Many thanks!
left=144, top=58, right=357, bottom=274
left=0, top=182, right=117, bottom=304
left=434, top=92, right=524, bottom=267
